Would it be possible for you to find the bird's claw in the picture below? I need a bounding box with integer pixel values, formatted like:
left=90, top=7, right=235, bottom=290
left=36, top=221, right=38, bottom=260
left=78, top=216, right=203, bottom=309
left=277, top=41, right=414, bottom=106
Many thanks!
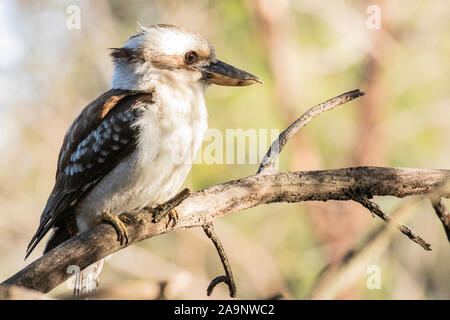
left=101, top=211, right=129, bottom=245
left=151, top=188, right=191, bottom=226
left=152, top=207, right=178, bottom=227
left=119, top=213, right=132, bottom=225
left=166, top=208, right=179, bottom=228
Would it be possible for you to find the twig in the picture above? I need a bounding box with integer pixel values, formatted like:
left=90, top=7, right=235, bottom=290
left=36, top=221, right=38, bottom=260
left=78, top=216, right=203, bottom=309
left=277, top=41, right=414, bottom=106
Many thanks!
left=202, top=223, right=236, bottom=298
left=429, top=196, right=450, bottom=242
left=308, top=199, right=420, bottom=299
left=258, top=89, right=365, bottom=174
left=354, top=196, right=431, bottom=251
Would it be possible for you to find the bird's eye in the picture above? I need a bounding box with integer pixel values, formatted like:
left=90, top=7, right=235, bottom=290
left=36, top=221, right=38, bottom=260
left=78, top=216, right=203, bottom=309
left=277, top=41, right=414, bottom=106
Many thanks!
left=184, top=51, right=198, bottom=64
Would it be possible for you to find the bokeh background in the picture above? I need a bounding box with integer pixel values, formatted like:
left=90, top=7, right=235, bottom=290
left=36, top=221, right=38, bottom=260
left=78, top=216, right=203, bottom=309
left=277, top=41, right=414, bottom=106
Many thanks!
left=0, top=0, right=449, bottom=299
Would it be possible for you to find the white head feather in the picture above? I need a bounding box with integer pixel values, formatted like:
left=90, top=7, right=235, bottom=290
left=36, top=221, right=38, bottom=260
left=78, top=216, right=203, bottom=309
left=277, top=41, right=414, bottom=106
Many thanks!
left=111, top=25, right=214, bottom=91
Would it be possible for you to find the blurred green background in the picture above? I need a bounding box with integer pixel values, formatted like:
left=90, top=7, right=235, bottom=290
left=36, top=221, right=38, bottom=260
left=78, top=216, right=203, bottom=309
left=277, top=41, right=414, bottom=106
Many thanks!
left=0, top=0, right=449, bottom=299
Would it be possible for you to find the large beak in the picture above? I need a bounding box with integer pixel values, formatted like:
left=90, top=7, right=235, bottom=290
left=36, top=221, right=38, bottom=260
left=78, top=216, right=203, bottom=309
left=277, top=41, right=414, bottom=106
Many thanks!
left=196, top=60, right=262, bottom=86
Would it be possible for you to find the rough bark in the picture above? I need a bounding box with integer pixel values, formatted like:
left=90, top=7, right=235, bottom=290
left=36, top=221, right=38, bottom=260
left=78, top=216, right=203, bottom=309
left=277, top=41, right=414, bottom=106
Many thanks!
left=2, top=166, right=449, bottom=293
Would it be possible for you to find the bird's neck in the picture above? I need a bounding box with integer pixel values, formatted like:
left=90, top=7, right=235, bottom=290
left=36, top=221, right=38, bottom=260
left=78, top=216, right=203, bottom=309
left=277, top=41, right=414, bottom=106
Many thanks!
left=155, top=77, right=208, bottom=124
left=111, top=61, right=156, bottom=91
left=132, top=69, right=208, bottom=168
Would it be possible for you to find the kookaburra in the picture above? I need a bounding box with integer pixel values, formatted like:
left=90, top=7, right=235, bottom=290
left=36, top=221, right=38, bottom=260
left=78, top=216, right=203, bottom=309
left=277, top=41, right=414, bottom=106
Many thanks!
left=26, top=24, right=261, bottom=288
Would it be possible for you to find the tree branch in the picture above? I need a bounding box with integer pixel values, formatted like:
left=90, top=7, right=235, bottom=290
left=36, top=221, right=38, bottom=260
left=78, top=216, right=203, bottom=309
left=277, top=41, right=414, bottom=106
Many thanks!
left=2, top=166, right=449, bottom=293
left=2, top=90, right=449, bottom=295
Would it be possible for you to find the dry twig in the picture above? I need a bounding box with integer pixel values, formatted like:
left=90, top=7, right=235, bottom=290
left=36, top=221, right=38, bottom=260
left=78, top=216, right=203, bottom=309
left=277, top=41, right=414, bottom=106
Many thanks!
left=354, top=196, right=431, bottom=250
left=203, top=223, right=236, bottom=298
left=258, top=89, right=365, bottom=173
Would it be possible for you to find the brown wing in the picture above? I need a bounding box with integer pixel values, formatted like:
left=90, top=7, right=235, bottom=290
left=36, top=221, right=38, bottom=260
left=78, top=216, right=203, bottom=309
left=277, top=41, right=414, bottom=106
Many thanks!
left=26, top=89, right=153, bottom=258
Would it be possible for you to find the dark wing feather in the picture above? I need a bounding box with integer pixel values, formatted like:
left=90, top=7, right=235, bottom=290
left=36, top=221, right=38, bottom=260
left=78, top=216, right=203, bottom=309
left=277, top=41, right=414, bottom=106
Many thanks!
left=26, top=90, right=153, bottom=258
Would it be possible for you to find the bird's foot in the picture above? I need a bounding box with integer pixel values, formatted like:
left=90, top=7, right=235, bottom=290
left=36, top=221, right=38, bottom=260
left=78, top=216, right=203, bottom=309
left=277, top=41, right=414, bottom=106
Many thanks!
left=153, top=208, right=179, bottom=228
left=101, top=211, right=129, bottom=245
left=151, top=188, right=191, bottom=227
left=167, top=208, right=179, bottom=228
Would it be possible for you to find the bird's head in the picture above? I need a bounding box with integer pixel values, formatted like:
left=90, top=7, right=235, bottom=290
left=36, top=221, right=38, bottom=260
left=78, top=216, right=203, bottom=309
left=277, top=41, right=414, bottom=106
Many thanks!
left=110, top=24, right=262, bottom=91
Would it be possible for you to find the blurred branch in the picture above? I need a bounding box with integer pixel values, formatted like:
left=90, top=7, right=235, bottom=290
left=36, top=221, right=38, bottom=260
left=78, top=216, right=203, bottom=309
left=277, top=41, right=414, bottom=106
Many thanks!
left=429, top=196, right=450, bottom=242
left=57, top=280, right=167, bottom=300
left=0, top=285, right=52, bottom=300
left=2, top=90, right=449, bottom=294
